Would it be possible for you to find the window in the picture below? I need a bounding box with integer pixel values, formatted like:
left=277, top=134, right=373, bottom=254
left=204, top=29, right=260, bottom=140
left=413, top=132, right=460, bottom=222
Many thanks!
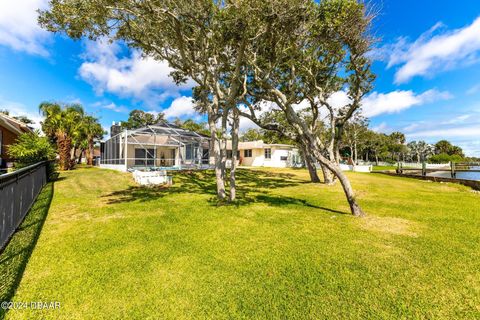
left=202, top=148, right=209, bottom=164
left=135, top=148, right=154, bottom=166
left=185, top=144, right=192, bottom=160
left=228, top=150, right=240, bottom=159
left=264, top=148, right=271, bottom=159
left=244, top=149, right=252, bottom=157
left=280, top=156, right=288, bottom=161
left=202, top=148, right=209, bottom=160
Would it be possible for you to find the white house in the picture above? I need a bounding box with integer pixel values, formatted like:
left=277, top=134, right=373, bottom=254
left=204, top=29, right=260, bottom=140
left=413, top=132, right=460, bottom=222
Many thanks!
left=226, top=140, right=301, bottom=168
left=99, top=121, right=301, bottom=171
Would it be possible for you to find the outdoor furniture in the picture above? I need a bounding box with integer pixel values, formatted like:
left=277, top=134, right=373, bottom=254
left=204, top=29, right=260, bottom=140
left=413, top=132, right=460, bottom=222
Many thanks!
left=132, top=170, right=173, bottom=186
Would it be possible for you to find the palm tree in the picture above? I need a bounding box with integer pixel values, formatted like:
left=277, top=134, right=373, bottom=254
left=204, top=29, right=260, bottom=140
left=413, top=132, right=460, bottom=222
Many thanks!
left=80, top=115, right=104, bottom=165
left=39, top=102, right=84, bottom=170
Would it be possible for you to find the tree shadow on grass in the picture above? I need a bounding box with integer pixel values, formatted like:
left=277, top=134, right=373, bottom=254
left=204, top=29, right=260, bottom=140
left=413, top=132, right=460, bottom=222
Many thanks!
left=102, top=169, right=347, bottom=214
left=0, top=182, right=54, bottom=320
left=103, top=169, right=306, bottom=204
left=254, top=195, right=349, bottom=215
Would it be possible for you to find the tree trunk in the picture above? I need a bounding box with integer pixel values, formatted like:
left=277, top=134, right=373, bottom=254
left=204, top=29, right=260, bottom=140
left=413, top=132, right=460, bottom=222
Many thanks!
left=321, top=165, right=335, bottom=185
left=354, top=141, right=358, bottom=165
left=72, top=145, right=78, bottom=164
left=86, top=139, right=94, bottom=165
left=278, top=102, right=364, bottom=216
left=306, top=160, right=320, bottom=183
left=328, top=162, right=364, bottom=217
left=57, top=134, right=72, bottom=170
left=208, top=113, right=226, bottom=201
left=299, top=143, right=320, bottom=183
left=77, top=149, right=84, bottom=164
left=304, top=136, right=365, bottom=217
left=220, top=111, right=228, bottom=197
left=229, top=109, right=239, bottom=201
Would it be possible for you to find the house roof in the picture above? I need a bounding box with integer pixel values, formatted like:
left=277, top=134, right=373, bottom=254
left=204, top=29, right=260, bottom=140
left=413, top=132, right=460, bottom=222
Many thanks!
left=0, top=113, right=33, bottom=135
left=104, top=121, right=209, bottom=148
left=110, top=121, right=207, bottom=139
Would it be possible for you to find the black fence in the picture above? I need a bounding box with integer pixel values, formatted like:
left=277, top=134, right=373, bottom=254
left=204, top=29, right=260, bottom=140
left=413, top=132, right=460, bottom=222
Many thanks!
left=0, top=161, right=49, bottom=251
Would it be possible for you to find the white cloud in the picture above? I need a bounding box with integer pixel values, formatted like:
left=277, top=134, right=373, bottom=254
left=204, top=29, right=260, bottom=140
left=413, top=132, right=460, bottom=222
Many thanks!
left=441, top=114, right=471, bottom=125
left=372, top=122, right=389, bottom=133
left=79, top=41, right=194, bottom=105
left=467, top=84, right=480, bottom=95
left=0, top=0, right=50, bottom=56
left=361, top=89, right=452, bottom=118
left=162, top=96, right=197, bottom=119
left=406, top=112, right=480, bottom=156
left=101, top=102, right=128, bottom=113
left=239, top=89, right=451, bottom=130
left=383, top=17, right=480, bottom=83
left=457, top=140, right=480, bottom=157
left=407, top=126, right=480, bottom=139
left=403, top=121, right=425, bottom=132
left=327, top=91, right=352, bottom=110
left=0, top=97, right=43, bottom=129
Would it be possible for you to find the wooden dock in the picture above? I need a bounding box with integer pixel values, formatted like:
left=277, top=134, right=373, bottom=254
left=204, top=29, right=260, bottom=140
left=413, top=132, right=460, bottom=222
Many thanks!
left=396, top=162, right=480, bottom=178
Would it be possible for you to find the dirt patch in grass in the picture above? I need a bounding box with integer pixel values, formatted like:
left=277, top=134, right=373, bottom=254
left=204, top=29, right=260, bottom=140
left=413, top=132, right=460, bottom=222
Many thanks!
left=359, top=216, right=419, bottom=237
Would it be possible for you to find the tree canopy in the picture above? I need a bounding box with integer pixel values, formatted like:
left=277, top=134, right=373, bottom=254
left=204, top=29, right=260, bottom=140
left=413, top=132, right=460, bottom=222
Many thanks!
left=39, top=0, right=375, bottom=215
left=121, top=110, right=165, bottom=130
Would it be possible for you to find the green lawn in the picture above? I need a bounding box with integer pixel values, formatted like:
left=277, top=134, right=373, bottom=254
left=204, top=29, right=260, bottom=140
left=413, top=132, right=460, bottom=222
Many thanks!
left=372, top=165, right=397, bottom=171
left=2, top=167, right=479, bottom=319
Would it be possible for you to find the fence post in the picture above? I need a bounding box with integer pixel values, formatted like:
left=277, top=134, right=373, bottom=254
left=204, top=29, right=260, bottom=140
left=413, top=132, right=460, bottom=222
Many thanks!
left=422, top=162, right=426, bottom=176
left=450, top=161, right=456, bottom=178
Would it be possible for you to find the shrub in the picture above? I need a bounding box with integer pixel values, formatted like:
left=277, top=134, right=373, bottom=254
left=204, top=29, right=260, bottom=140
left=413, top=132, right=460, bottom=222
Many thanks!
left=427, top=153, right=464, bottom=164
left=7, top=131, right=56, bottom=169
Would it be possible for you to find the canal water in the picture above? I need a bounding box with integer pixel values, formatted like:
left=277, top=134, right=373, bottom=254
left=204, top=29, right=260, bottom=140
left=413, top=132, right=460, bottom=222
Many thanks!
left=428, top=166, right=480, bottom=181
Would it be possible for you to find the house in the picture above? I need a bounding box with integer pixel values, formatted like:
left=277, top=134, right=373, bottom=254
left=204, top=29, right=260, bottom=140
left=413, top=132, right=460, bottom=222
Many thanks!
left=74, top=147, right=101, bottom=164
left=0, top=113, right=33, bottom=169
left=226, top=140, right=301, bottom=168
left=99, top=122, right=210, bottom=172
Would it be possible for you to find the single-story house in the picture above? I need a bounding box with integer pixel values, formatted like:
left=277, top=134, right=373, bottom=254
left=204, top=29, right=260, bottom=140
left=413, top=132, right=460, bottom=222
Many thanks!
left=74, top=147, right=101, bottom=164
left=226, top=140, right=301, bottom=168
left=0, top=113, right=33, bottom=169
left=99, top=122, right=210, bottom=172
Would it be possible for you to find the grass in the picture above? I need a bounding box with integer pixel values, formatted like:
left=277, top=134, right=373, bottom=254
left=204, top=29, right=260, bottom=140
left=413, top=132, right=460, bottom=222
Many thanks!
left=2, top=166, right=480, bottom=319
left=1, top=182, right=54, bottom=319
left=372, top=165, right=397, bottom=171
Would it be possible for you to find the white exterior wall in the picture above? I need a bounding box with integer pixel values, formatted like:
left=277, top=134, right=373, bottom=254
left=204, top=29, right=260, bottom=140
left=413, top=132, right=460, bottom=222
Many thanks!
left=263, top=148, right=290, bottom=168
left=241, top=147, right=297, bottom=168
left=240, top=148, right=262, bottom=166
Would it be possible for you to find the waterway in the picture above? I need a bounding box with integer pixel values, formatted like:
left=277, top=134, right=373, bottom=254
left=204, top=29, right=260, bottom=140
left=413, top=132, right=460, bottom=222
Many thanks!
left=428, top=166, right=480, bottom=181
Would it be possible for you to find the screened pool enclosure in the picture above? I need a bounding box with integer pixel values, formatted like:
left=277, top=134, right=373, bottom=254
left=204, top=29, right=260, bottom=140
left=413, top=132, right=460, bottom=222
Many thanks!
left=99, top=122, right=211, bottom=172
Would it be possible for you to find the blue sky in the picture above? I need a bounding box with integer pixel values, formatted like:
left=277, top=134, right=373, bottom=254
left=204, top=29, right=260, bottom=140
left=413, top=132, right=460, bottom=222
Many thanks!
left=0, top=0, right=479, bottom=156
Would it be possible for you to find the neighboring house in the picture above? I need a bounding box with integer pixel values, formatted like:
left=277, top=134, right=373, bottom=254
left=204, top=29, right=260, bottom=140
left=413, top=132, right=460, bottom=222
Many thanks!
left=99, top=122, right=210, bottom=172
left=74, top=147, right=101, bottom=164
left=99, top=121, right=302, bottom=171
left=0, top=113, right=33, bottom=169
left=226, top=140, right=301, bottom=168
